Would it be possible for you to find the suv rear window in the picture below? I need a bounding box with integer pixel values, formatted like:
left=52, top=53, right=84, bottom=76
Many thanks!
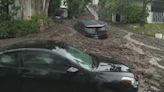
left=86, top=26, right=106, bottom=32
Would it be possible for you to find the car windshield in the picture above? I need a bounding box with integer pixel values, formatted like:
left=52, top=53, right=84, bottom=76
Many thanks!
left=66, top=47, right=93, bottom=70
left=53, top=46, right=93, bottom=70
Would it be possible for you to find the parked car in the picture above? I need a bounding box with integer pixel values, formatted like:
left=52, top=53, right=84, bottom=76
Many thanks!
left=52, top=9, right=64, bottom=23
left=0, top=40, right=138, bottom=92
left=74, top=20, right=108, bottom=39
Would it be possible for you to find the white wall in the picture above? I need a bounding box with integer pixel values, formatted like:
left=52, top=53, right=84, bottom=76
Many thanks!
left=60, top=0, right=68, bottom=9
left=147, top=12, right=164, bottom=23
left=147, top=12, right=153, bottom=23
left=152, top=12, right=164, bottom=23
left=147, top=4, right=164, bottom=23
left=112, top=14, right=116, bottom=22
left=147, top=4, right=153, bottom=23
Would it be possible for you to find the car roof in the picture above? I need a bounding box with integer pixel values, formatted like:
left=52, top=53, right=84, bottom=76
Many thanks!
left=0, top=40, right=68, bottom=52
left=80, top=20, right=105, bottom=27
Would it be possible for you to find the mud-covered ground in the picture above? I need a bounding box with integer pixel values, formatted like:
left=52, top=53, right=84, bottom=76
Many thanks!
left=0, top=19, right=164, bottom=92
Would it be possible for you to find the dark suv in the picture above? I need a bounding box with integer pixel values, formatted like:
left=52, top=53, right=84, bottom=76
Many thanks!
left=0, top=40, right=138, bottom=92
left=74, top=20, right=108, bottom=39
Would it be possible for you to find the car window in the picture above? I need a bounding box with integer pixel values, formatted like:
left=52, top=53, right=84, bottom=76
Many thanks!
left=0, top=52, right=18, bottom=67
left=85, top=27, right=96, bottom=34
left=22, top=51, right=70, bottom=71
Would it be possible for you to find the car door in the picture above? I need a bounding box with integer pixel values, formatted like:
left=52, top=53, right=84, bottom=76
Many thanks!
left=20, top=50, right=72, bottom=92
left=67, top=68, right=94, bottom=92
left=0, top=51, right=21, bottom=92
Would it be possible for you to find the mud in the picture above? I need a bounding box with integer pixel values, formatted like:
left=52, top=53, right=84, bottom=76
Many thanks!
left=0, top=20, right=164, bottom=92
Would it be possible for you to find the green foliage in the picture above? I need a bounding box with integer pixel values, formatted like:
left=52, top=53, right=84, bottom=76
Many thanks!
left=127, top=6, right=148, bottom=23
left=48, top=0, right=61, bottom=16
left=99, top=0, right=131, bottom=22
left=67, top=0, right=91, bottom=18
left=125, top=23, right=164, bottom=37
left=100, top=0, right=147, bottom=23
left=48, top=0, right=91, bottom=18
left=0, top=20, right=39, bottom=39
left=0, top=22, right=10, bottom=38
left=0, top=0, right=19, bottom=21
left=102, top=0, right=130, bottom=16
left=31, top=15, right=49, bottom=26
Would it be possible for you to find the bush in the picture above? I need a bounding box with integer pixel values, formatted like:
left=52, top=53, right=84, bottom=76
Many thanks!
left=0, top=22, right=10, bottom=38
left=67, top=0, right=91, bottom=18
left=48, top=0, right=61, bottom=16
left=31, top=15, right=49, bottom=27
left=126, top=6, right=148, bottom=23
left=0, top=0, right=20, bottom=21
left=0, top=20, right=39, bottom=39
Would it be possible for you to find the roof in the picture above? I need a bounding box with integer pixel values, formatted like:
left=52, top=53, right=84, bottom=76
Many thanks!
left=80, top=20, right=106, bottom=27
left=151, top=0, right=164, bottom=12
left=0, top=40, right=68, bottom=52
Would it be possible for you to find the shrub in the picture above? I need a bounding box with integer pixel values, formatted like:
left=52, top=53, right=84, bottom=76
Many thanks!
left=0, top=21, right=10, bottom=38
left=0, top=20, right=39, bottom=39
left=0, top=0, right=20, bottom=21
left=67, top=0, right=91, bottom=18
left=48, top=0, right=61, bottom=16
left=31, top=15, right=49, bottom=27
left=126, top=6, right=148, bottom=23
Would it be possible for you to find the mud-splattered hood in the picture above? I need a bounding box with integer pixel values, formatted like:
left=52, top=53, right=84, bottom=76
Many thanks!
left=91, top=55, right=136, bottom=82
left=93, top=62, right=131, bottom=72
left=91, top=55, right=132, bottom=72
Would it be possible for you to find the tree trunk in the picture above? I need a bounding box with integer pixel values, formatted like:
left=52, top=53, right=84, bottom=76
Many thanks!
left=15, top=0, right=50, bottom=20
left=42, top=0, right=50, bottom=16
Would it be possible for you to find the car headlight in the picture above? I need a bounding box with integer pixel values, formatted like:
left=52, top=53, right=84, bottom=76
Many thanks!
left=121, top=77, right=138, bottom=88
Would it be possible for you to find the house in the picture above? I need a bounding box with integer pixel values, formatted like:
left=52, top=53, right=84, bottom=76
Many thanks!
left=112, top=14, right=125, bottom=23
left=60, top=0, right=68, bottom=9
left=60, top=0, right=68, bottom=18
left=147, top=0, right=164, bottom=23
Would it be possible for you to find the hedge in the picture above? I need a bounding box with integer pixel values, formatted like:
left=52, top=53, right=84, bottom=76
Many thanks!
left=0, top=20, right=39, bottom=39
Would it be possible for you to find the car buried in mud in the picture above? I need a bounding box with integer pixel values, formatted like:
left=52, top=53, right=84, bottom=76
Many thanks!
left=74, top=20, right=108, bottom=40
left=0, top=40, right=139, bottom=92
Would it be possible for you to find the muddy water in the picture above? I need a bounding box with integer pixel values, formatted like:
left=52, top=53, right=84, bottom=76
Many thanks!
left=124, top=32, right=163, bottom=70
left=124, top=32, right=163, bottom=92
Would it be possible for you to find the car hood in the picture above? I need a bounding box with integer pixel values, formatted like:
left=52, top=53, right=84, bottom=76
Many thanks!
left=91, top=55, right=131, bottom=72
left=93, top=62, right=130, bottom=72
left=91, top=55, right=135, bottom=82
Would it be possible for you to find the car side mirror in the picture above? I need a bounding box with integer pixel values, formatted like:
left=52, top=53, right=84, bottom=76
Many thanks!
left=67, top=67, right=79, bottom=73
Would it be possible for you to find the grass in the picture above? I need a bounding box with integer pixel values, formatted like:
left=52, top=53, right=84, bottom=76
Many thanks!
left=124, top=23, right=164, bottom=37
